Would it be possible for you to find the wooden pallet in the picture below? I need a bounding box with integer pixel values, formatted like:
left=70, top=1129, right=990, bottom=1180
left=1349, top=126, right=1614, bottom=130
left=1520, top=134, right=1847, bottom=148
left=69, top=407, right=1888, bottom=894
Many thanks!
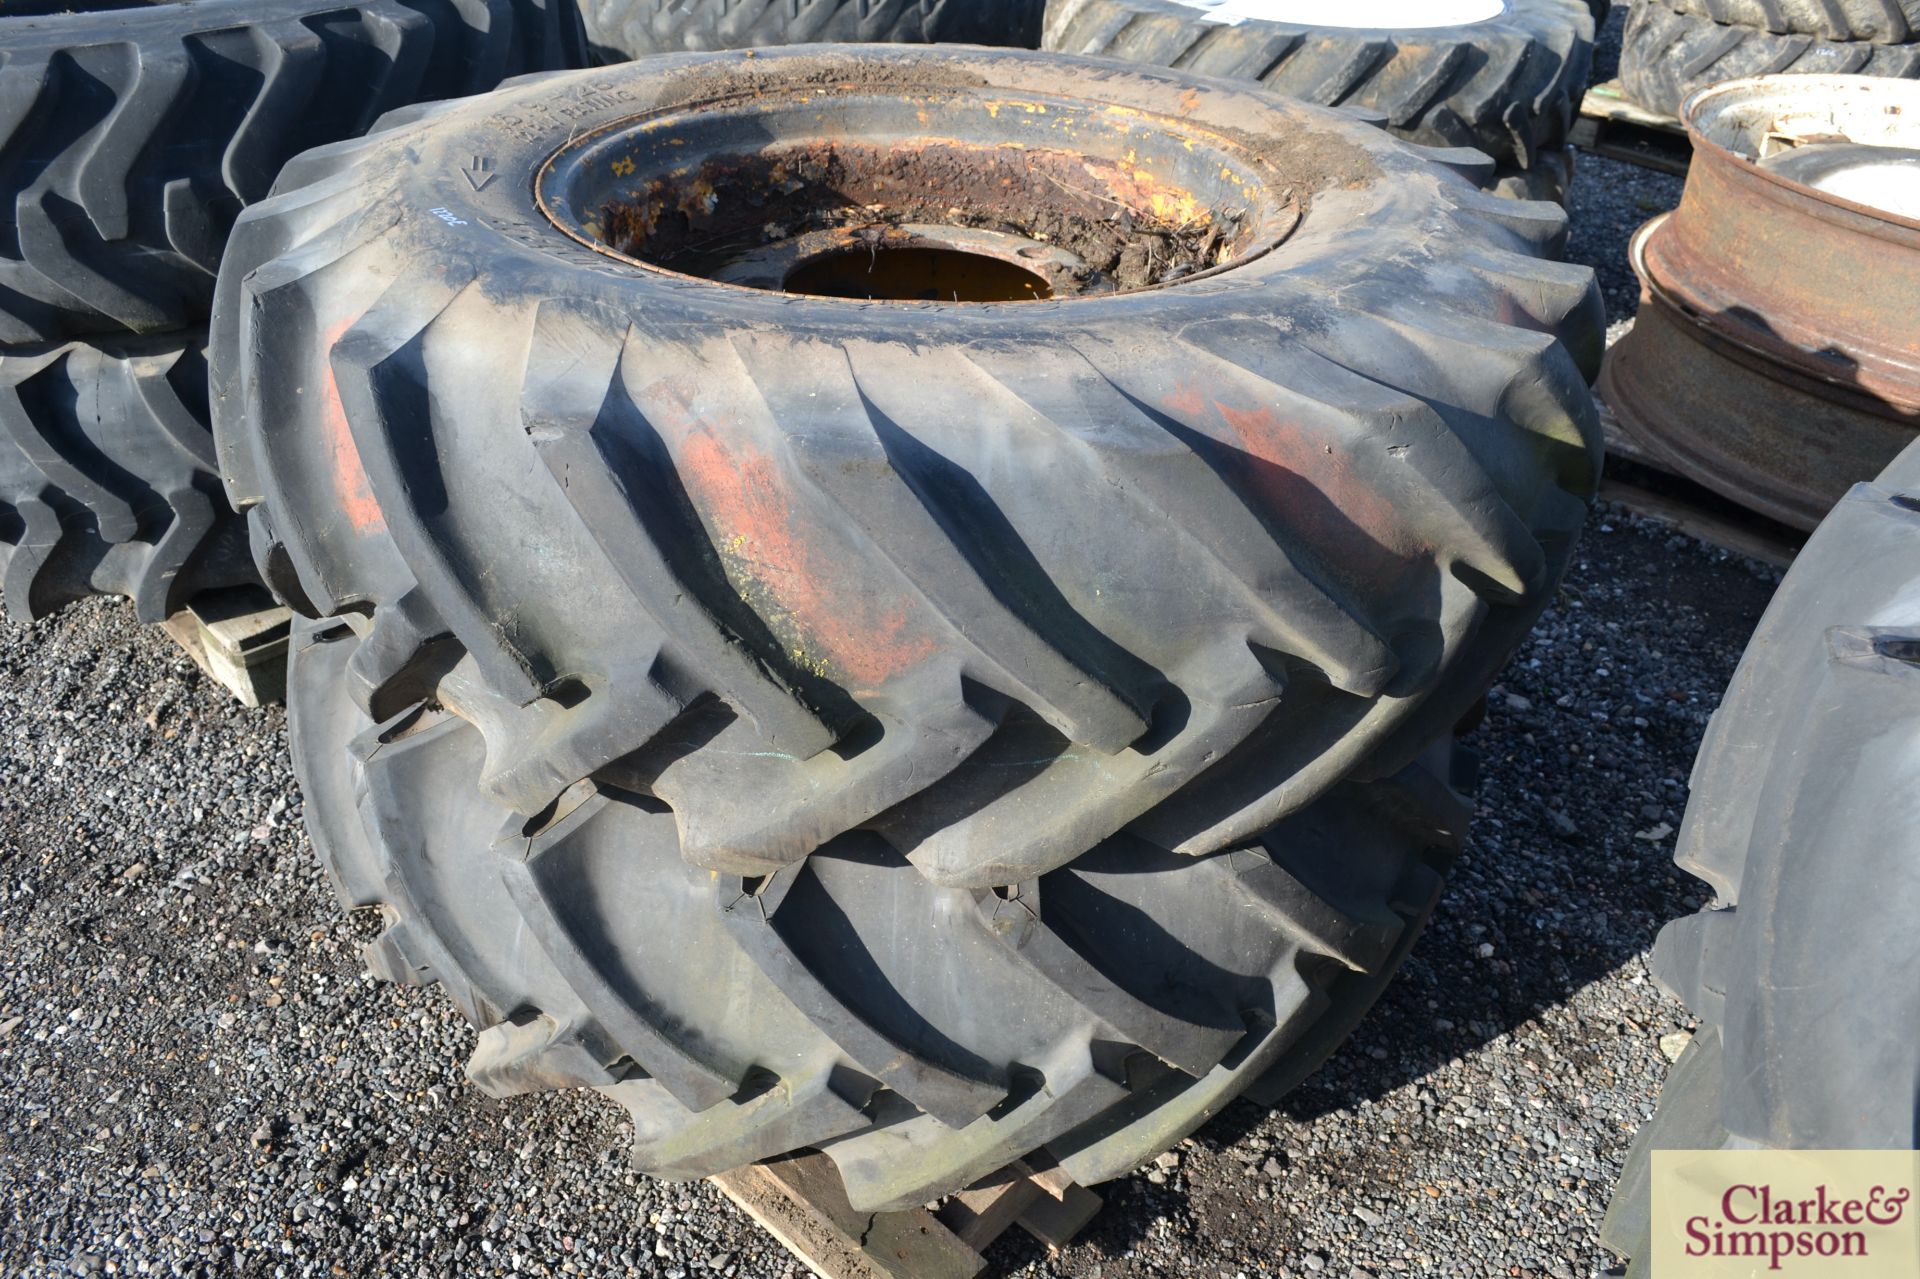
left=710, top=1153, right=1103, bottom=1279
left=160, top=584, right=292, bottom=707
left=1573, top=80, right=1691, bottom=176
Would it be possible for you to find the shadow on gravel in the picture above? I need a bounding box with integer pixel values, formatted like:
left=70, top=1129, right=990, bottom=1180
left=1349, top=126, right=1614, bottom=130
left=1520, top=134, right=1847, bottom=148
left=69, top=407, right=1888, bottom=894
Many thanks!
left=1268, top=509, right=1778, bottom=1123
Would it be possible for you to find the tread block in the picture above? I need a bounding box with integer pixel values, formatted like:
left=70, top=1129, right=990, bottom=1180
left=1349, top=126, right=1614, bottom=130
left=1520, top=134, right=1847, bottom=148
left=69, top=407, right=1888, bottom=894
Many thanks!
left=468, top=1010, right=629, bottom=1096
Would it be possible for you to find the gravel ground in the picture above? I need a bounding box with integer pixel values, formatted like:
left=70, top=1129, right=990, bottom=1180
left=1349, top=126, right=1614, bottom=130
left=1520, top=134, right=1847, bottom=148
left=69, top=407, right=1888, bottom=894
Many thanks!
left=2, top=14, right=1761, bottom=1274
left=1567, top=151, right=1681, bottom=336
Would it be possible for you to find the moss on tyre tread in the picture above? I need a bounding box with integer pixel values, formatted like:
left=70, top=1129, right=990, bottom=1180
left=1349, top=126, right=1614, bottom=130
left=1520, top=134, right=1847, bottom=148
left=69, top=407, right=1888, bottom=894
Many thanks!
left=579, top=0, right=1045, bottom=59
left=1659, top=0, right=1920, bottom=44
left=1600, top=442, right=1920, bottom=1266
left=211, top=49, right=1601, bottom=891
left=290, top=616, right=1472, bottom=1207
left=0, top=0, right=585, bottom=343
left=1620, top=1, right=1920, bottom=118
left=1040, top=0, right=1594, bottom=173
left=0, top=332, right=252, bottom=622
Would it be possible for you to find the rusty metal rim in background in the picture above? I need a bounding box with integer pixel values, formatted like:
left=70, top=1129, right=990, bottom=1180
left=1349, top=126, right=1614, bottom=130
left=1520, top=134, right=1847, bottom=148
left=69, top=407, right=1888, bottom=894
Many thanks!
left=1627, top=215, right=1920, bottom=418
left=1602, top=297, right=1920, bottom=532
left=1682, top=76, right=1920, bottom=236
left=1631, top=76, right=1920, bottom=411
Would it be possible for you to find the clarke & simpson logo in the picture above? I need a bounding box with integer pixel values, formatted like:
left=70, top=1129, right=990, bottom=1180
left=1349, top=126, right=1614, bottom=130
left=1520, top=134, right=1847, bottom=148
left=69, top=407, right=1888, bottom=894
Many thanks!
left=1653, top=1151, right=1920, bottom=1277
left=1684, top=1180, right=1910, bottom=1267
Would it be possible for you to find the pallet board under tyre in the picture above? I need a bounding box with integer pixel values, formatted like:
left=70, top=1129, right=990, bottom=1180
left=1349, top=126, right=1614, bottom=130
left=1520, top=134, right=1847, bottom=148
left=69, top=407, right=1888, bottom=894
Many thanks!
left=159, top=585, right=292, bottom=708
left=1596, top=405, right=1804, bottom=569
left=1572, top=80, right=1691, bottom=176
left=710, top=1153, right=1103, bottom=1279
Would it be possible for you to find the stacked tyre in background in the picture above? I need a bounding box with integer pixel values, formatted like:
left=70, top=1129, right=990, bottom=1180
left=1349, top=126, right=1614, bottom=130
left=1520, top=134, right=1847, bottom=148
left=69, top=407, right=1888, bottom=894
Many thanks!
left=1039, top=0, right=1599, bottom=202
left=211, top=44, right=1608, bottom=1206
left=1621, top=0, right=1920, bottom=115
left=0, top=0, right=586, bottom=623
left=578, top=0, right=1048, bottom=57
left=575, top=0, right=1602, bottom=206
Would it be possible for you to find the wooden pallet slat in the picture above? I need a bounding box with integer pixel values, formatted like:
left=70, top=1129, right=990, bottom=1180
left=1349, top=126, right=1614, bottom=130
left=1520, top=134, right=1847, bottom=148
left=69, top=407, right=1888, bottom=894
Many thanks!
left=940, top=1164, right=1049, bottom=1253
left=159, top=584, right=292, bottom=707
left=1013, top=1181, right=1104, bottom=1249
left=710, top=1152, right=1104, bottom=1279
left=1596, top=473, right=1802, bottom=570
left=713, top=1153, right=989, bottom=1279
left=1574, top=79, right=1691, bottom=176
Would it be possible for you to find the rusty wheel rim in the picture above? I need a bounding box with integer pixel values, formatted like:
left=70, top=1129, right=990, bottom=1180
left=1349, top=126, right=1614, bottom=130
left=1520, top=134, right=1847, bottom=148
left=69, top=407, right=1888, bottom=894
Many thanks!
left=535, top=84, right=1304, bottom=304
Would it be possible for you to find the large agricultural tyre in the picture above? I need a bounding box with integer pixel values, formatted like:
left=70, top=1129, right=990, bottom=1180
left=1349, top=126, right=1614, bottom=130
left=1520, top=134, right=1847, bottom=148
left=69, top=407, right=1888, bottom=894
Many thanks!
left=1601, top=440, right=1920, bottom=1269
left=1620, top=0, right=1920, bottom=117
left=0, top=0, right=587, bottom=344
left=578, top=0, right=1046, bottom=60
left=1040, top=0, right=1595, bottom=192
left=290, top=616, right=1476, bottom=1208
left=215, top=46, right=1604, bottom=1198
left=1658, top=0, right=1920, bottom=43
left=0, top=333, right=251, bottom=623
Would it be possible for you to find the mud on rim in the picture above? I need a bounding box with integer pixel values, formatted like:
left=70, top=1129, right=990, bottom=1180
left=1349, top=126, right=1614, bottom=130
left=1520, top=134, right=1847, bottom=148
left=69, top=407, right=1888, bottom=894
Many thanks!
left=535, top=82, right=1305, bottom=302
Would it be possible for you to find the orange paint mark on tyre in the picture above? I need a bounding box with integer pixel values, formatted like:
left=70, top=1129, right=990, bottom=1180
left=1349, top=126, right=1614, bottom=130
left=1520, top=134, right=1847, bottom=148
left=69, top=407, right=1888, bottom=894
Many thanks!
left=1162, top=382, right=1207, bottom=417
left=1210, top=399, right=1426, bottom=579
left=677, top=426, right=936, bottom=690
left=320, top=317, right=386, bottom=535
